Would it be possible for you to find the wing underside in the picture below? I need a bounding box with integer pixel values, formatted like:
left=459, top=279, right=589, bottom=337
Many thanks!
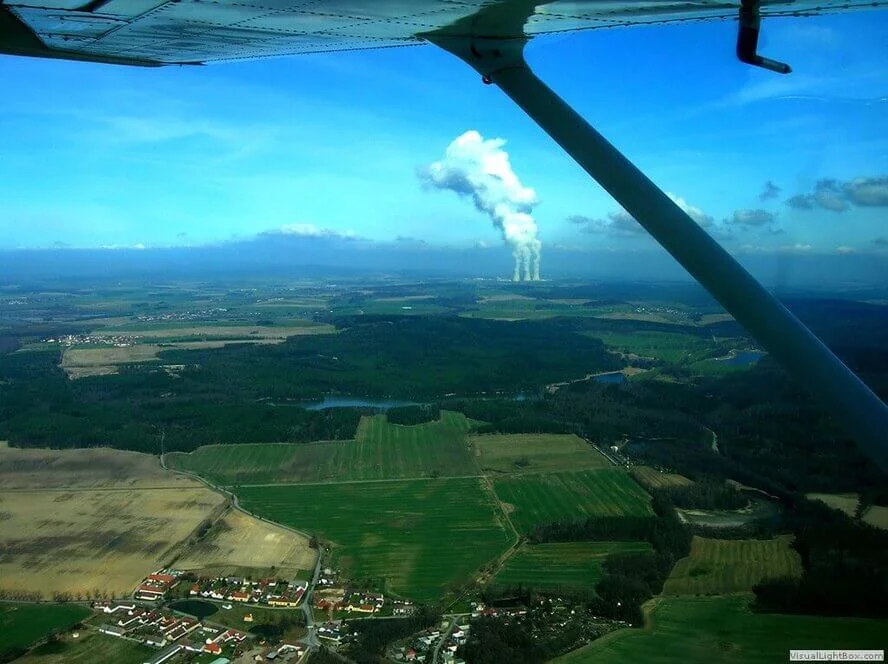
left=0, top=0, right=884, bottom=66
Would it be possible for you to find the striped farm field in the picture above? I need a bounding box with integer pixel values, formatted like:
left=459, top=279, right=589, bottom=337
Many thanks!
left=236, top=477, right=512, bottom=602
left=631, top=466, right=694, bottom=490
left=493, top=541, right=651, bottom=590
left=663, top=535, right=803, bottom=596
left=493, top=470, right=653, bottom=533
left=167, top=410, right=476, bottom=484
left=469, top=433, right=611, bottom=474
left=353, top=411, right=475, bottom=477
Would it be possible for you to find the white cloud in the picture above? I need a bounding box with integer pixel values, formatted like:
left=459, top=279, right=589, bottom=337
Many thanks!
left=667, top=192, right=713, bottom=228
left=265, top=223, right=356, bottom=239
left=99, top=243, right=148, bottom=250
left=569, top=192, right=715, bottom=238
left=420, top=130, right=541, bottom=281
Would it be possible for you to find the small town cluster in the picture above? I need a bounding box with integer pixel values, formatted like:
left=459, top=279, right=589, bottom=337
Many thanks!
left=95, top=601, right=250, bottom=662
left=387, top=620, right=471, bottom=664
left=134, top=571, right=182, bottom=601
left=132, top=569, right=309, bottom=608
left=44, top=332, right=138, bottom=348
left=313, top=587, right=385, bottom=614
left=190, top=577, right=308, bottom=607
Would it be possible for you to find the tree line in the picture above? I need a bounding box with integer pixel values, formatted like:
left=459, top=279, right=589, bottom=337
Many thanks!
left=342, top=606, right=440, bottom=664
left=753, top=497, right=888, bottom=618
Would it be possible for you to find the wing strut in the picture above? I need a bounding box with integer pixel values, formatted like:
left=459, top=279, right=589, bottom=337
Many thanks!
left=737, top=0, right=792, bottom=73
left=429, top=34, right=888, bottom=473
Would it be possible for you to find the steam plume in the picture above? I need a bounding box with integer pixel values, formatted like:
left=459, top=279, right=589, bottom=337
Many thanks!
left=420, top=130, right=541, bottom=281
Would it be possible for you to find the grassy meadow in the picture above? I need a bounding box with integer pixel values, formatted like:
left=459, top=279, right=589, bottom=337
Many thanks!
left=808, top=493, right=888, bottom=531
left=663, top=536, right=803, bottom=596
left=553, top=596, right=888, bottom=664
left=493, top=542, right=651, bottom=591
left=630, top=466, right=694, bottom=490
left=469, top=433, right=610, bottom=474
left=11, top=630, right=154, bottom=664
left=58, top=322, right=336, bottom=378
left=236, top=478, right=513, bottom=602
left=0, top=604, right=90, bottom=657
left=168, top=410, right=476, bottom=484
left=588, top=330, right=718, bottom=364
left=493, top=470, right=653, bottom=533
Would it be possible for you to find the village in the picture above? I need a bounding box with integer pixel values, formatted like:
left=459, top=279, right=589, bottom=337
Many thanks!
left=188, top=576, right=307, bottom=608
left=44, top=332, right=139, bottom=347
left=386, top=619, right=471, bottom=664
left=84, top=569, right=314, bottom=663
left=115, top=566, right=621, bottom=663
left=85, top=567, right=420, bottom=661
left=94, top=600, right=256, bottom=663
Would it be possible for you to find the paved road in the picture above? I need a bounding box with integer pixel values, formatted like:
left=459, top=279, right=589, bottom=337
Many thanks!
left=299, top=552, right=323, bottom=649
left=585, top=438, right=620, bottom=466
left=161, top=453, right=324, bottom=651
left=431, top=617, right=457, bottom=664
left=160, top=453, right=315, bottom=541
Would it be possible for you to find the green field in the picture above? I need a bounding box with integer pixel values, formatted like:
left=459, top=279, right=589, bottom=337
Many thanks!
left=168, top=410, right=476, bottom=484
left=237, top=477, right=512, bottom=602
left=0, top=603, right=90, bottom=657
left=663, top=536, right=803, bottom=596
left=469, top=433, right=610, bottom=474
left=461, top=298, right=602, bottom=321
left=588, top=330, right=719, bottom=364
left=553, top=596, right=888, bottom=664
left=332, top=300, right=450, bottom=316
left=13, top=630, right=154, bottom=664
left=493, top=470, right=653, bottom=533
left=494, top=542, right=651, bottom=590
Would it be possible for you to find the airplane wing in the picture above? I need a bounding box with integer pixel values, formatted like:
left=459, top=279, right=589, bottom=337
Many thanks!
left=1, top=0, right=884, bottom=67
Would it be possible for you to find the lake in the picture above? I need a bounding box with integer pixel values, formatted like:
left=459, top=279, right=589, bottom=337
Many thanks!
left=298, top=393, right=538, bottom=410
left=300, top=396, right=423, bottom=410
left=593, top=372, right=626, bottom=384
left=719, top=351, right=765, bottom=367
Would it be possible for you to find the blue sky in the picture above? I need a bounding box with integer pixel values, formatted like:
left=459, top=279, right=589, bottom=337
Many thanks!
left=1, top=12, right=887, bottom=264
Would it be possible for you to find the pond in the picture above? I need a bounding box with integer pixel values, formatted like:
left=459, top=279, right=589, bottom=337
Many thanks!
left=676, top=497, right=781, bottom=529
left=294, top=393, right=540, bottom=410
left=169, top=599, right=217, bottom=619
left=718, top=351, right=765, bottom=367
left=593, top=372, right=626, bottom=384
left=299, top=396, right=423, bottom=410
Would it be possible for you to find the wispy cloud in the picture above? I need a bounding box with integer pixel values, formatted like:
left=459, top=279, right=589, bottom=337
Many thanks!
left=731, top=209, right=777, bottom=228
left=568, top=193, right=715, bottom=238
left=736, top=243, right=812, bottom=254
left=759, top=181, right=781, bottom=201
left=786, top=175, right=888, bottom=212
left=261, top=223, right=359, bottom=240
